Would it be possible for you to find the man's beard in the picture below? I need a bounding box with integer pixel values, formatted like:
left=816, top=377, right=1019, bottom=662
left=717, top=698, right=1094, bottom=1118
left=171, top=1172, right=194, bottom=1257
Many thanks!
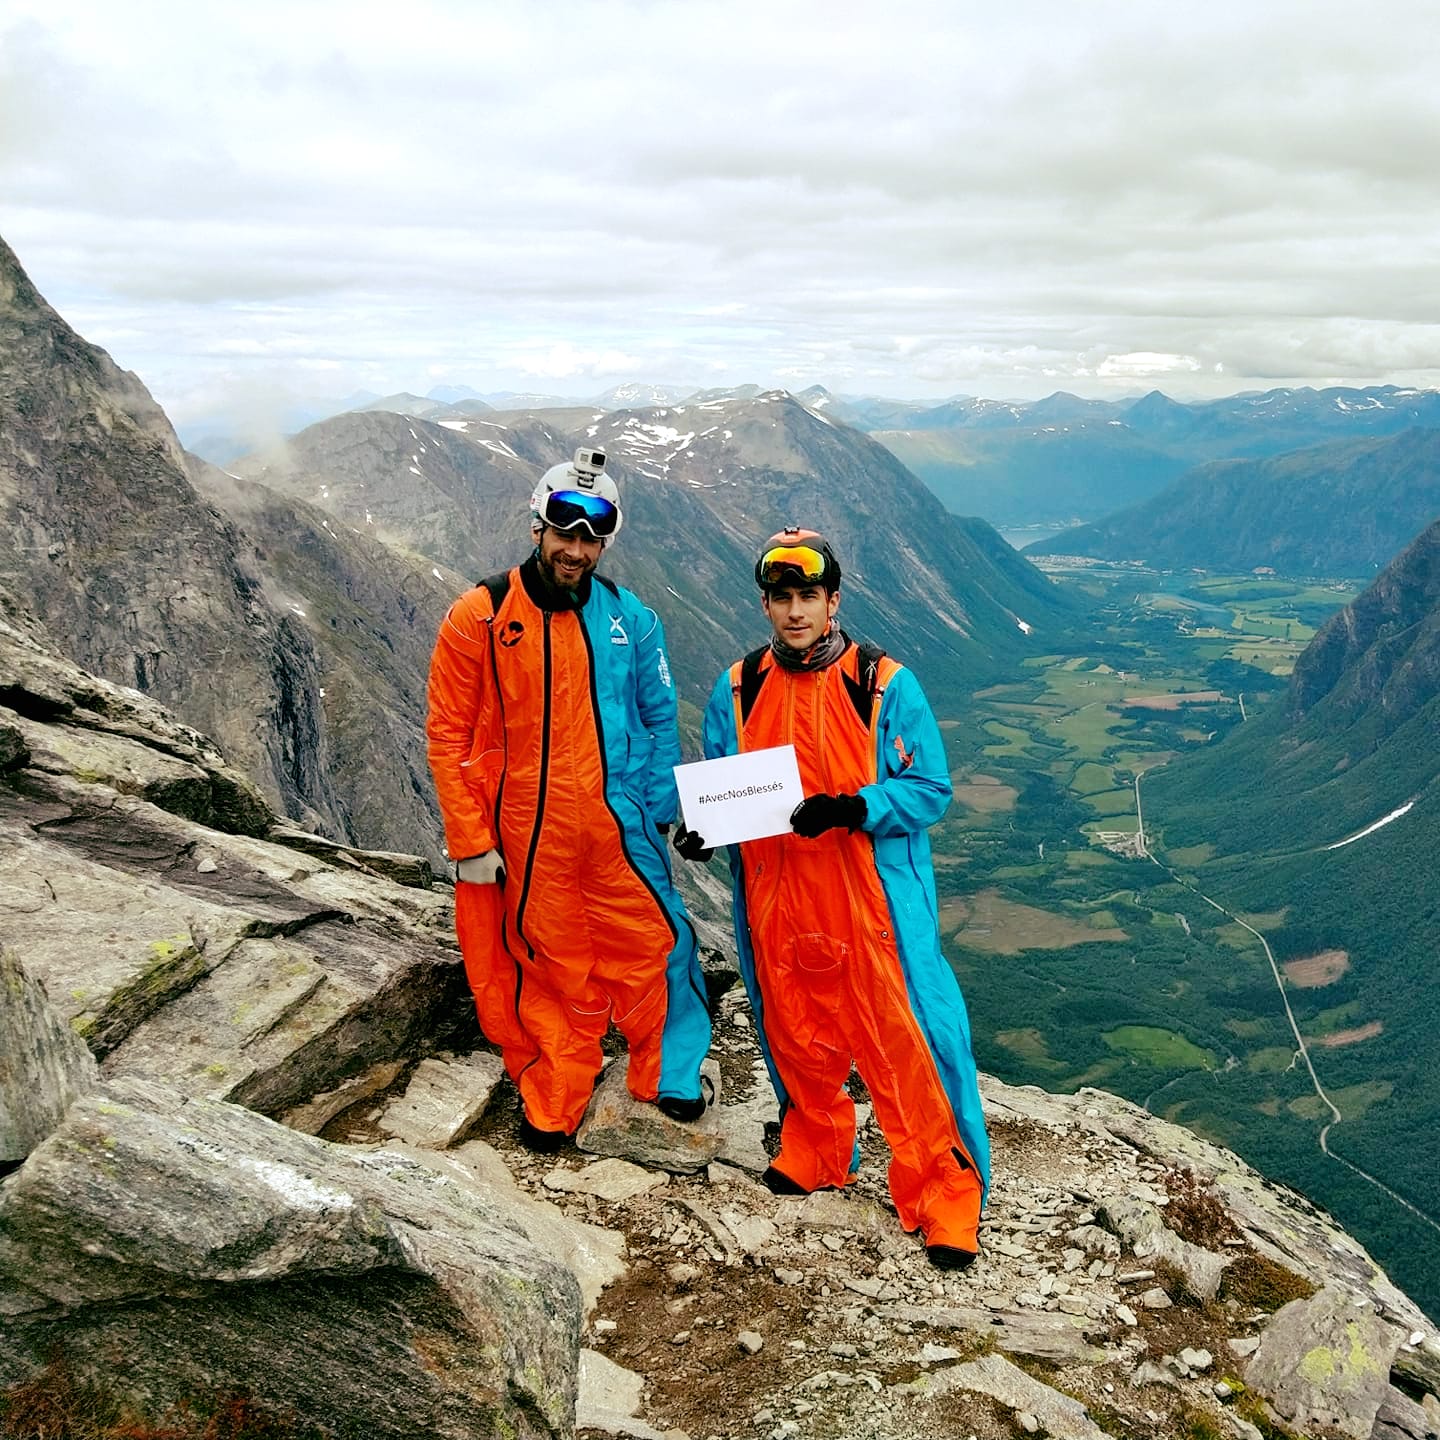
left=537, top=548, right=596, bottom=591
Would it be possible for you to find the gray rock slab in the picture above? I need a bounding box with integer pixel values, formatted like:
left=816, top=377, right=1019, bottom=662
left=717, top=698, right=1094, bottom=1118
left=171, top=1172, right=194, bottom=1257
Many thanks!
left=544, top=1157, right=668, bottom=1203
left=0, top=946, right=99, bottom=1162
left=1067, top=1081, right=1436, bottom=1345
left=0, top=1078, right=580, bottom=1439
left=2, top=775, right=474, bottom=1120
left=0, top=822, right=258, bottom=1057
left=712, top=1056, right=775, bottom=1173
left=924, top=1352, right=1110, bottom=1439
left=1132, top=1360, right=1179, bottom=1389
left=1099, top=1195, right=1227, bottom=1300
left=877, top=1302, right=1107, bottom=1365
left=277, top=1058, right=407, bottom=1134
left=99, top=920, right=471, bottom=1121
left=266, top=824, right=435, bottom=889
left=776, top=1188, right=893, bottom=1236
left=0, top=631, right=270, bottom=838
left=377, top=1051, right=505, bottom=1148
left=1372, top=1384, right=1439, bottom=1439
left=442, top=1139, right=627, bottom=1314
left=1395, top=1339, right=1440, bottom=1410
left=577, top=1058, right=724, bottom=1173
left=0, top=717, right=28, bottom=770
left=6, top=709, right=221, bottom=822
left=719, top=1207, right=778, bottom=1257
left=1245, top=1285, right=1407, bottom=1439
left=578, top=1348, right=670, bottom=1439
left=1067, top=1223, right=1121, bottom=1257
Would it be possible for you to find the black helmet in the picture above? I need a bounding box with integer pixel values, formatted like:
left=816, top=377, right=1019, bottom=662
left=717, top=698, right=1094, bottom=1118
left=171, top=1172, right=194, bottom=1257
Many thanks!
left=754, top=527, right=842, bottom=592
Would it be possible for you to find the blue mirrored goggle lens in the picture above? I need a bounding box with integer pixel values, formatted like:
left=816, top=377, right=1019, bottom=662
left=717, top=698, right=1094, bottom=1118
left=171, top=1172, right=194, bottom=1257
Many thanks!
left=543, top=489, right=618, bottom=537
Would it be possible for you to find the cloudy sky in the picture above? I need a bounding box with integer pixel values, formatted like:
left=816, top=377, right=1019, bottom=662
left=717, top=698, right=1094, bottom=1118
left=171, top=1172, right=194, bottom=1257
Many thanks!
left=2, top=0, right=1438, bottom=428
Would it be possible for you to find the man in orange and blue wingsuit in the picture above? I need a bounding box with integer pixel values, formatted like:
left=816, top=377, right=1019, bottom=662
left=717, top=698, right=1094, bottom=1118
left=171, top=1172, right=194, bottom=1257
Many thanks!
left=426, top=447, right=713, bottom=1152
left=673, top=527, right=990, bottom=1268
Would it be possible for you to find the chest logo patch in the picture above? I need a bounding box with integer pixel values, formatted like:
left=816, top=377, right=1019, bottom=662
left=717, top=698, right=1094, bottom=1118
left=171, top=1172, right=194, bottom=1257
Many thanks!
left=609, top=616, right=629, bottom=646
left=498, top=620, right=525, bottom=648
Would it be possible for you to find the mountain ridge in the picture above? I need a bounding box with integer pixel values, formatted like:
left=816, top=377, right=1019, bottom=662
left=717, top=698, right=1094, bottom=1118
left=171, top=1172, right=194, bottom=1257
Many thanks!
left=241, top=389, right=1082, bottom=709
left=1026, top=428, right=1440, bottom=577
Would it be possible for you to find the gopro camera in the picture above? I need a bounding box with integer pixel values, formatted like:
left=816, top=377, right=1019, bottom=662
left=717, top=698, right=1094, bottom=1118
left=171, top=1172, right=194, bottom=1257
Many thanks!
left=573, top=447, right=607, bottom=478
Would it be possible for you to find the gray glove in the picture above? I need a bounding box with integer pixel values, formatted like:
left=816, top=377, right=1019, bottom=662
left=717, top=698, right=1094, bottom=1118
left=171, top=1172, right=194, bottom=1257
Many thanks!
left=456, top=851, right=505, bottom=885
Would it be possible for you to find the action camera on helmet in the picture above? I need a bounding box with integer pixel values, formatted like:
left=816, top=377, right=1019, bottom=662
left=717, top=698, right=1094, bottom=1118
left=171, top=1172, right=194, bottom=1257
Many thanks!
left=573, top=447, right=607, bottom=478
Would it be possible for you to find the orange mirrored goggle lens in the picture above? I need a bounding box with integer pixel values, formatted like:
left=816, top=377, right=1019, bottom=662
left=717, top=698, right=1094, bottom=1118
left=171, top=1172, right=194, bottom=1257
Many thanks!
left=758, top=544, right=826, bottom=584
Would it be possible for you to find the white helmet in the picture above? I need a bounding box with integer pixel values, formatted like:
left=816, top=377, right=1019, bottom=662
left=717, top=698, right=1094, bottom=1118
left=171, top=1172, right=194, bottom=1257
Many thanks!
left=529, top=447, right=623, bottom=545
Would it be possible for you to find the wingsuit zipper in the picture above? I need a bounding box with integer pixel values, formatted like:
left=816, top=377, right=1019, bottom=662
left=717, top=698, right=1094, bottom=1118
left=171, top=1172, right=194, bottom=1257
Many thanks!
left=513, top=609, right=553, bottom=962
left=482, top=594, right=521, bottom=1024
left=574, top=607, right=700, bottom=1013
left=815, top=664, right=864, bottom=910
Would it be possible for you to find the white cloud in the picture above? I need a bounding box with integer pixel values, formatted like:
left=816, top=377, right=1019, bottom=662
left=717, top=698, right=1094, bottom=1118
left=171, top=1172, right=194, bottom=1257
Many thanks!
left=3, top=0, right=1440, bottom=425
left=516, top=342, right=646, bottom=380
left=1097, top=353, right=1204, bottom=380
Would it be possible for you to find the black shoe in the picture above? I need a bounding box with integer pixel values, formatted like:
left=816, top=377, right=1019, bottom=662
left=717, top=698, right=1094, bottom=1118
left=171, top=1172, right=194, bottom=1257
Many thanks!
left=517, top=1115, right=569, bottom=1154
left=761, top=1165, right=810, bottom=1196
left=656, top=1074, right=716, bottom=1123
left=926, top=1244, right=979, bottom=1272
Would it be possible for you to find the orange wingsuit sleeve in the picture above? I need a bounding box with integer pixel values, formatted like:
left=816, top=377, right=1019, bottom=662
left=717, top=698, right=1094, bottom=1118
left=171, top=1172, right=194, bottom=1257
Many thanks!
left=426, top=588, right=501, bottom=863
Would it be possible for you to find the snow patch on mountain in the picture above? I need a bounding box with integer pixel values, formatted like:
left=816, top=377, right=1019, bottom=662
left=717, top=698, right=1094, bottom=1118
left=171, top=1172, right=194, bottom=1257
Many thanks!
left=1325, top=798, right=1417, bottom=850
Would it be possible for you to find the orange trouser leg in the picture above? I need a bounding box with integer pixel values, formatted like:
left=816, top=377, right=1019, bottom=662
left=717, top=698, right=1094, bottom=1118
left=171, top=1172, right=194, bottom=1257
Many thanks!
left=454, top=881, right=537, bottom=1081
left=843, top=936, right=983, bottom=1251
left=513, top=973, right=610, bottom=1134
left=456, top=882, right=608, bottom=1132
left=758, top=933, right=858, bottom=1191
left=610, top=973, right=668, bottom=1103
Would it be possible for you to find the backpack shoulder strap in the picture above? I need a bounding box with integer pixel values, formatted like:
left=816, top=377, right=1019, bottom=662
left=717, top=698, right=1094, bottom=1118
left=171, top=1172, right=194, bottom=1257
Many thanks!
left=476, top=570, right=512, bottom=618
left=842, top=640, right=888, bottom=727
left=733, top=645, right=770, bottom=728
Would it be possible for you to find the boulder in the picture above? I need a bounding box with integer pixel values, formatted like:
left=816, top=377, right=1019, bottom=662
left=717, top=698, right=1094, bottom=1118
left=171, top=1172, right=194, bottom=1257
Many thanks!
left=1244, top=1285, right=1407, bottom=1439
left=922, top=1352, right=1110, bottom=1439
left=0, top=1078, right=581, bottom=1439
left=0, top=946, right=99, bottom=1163
left=577, top=1059, right=724, bottom=1173
left=877, top=1302, right=1107, bottom=1365
left=377, top=1051, right=506, bottom=1149
left=1099, top=1195, right=1228, bottom=1300
left=2, top=761, right=474, bottom=1116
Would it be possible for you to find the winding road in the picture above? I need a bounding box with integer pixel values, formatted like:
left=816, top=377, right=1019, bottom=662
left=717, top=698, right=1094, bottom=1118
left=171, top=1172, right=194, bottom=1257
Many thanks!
left=1132, top=768, right=1440, bottom=1240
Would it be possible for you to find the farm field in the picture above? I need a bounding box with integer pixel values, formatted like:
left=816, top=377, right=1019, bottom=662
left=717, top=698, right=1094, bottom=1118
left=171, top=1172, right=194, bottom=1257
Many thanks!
left=920, top=561, right=1440, bottom=1315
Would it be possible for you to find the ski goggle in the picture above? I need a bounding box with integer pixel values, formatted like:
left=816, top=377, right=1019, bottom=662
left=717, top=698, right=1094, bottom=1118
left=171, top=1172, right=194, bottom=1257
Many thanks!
left=756, top=543, right=828, bottom=585
left=540, top=489, right=620, bottom=538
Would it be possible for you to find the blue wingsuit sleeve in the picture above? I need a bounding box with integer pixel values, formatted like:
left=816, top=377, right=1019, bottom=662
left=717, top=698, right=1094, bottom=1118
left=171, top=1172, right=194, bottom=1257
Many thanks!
left=859, top=663, right=991, bottom=1200
left=633, top=597, right=683, bottom=825
left=857, top=665, right=953, bottom=836
left=701, top=669, right=735, bottom=763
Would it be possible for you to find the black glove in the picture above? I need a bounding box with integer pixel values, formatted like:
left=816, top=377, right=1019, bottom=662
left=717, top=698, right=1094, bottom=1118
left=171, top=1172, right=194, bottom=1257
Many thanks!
left=672, top=823, right=715, bottom=862
left=790, top=793, right=866, bottom=838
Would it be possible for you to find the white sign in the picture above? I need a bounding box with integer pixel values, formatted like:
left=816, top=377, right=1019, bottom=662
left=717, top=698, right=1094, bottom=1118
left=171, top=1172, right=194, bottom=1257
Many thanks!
left=673, top=745, right=804, bottom=847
